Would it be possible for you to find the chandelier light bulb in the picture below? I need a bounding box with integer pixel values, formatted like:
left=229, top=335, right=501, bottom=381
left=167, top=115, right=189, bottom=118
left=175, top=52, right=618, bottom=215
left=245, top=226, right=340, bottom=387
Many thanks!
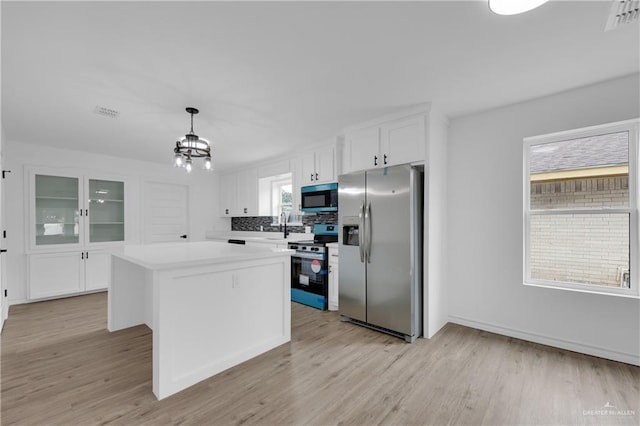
left=174, top=152, right=183, bottom=167
left=204, top=157, right=212, bottom=171
left=185, top=158, right=193, bottom=173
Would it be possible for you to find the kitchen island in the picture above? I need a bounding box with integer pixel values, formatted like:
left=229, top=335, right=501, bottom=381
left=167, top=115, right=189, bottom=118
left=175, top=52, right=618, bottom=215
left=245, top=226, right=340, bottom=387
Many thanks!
left=108, top=241, right=292, bottom=400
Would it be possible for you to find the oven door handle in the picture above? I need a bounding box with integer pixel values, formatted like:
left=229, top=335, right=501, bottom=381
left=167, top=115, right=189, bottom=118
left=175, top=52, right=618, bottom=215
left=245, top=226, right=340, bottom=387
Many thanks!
left=292, top=252, right=325, bottom=261
left=359, top=201, right=365, bottom=263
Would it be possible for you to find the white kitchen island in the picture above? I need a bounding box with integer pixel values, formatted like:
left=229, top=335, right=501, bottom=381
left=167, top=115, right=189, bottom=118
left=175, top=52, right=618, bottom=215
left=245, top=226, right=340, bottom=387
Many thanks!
left=108, top=241, right=292, bottom=400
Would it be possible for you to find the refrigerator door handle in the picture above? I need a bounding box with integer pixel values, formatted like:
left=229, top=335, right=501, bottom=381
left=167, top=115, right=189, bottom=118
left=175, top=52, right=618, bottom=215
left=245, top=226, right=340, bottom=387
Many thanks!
left=358, top=201, right=365, bottom=263
left=365, top=201, right=372, bottom=263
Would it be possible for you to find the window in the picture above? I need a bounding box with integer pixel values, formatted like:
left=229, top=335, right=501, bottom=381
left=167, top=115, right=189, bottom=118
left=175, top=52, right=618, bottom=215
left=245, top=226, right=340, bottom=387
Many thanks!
left=523, top=119, right=639, bottom=298
left=271, top=179, right=292, bottom=218
left=258, top=172, right=302, bottom=225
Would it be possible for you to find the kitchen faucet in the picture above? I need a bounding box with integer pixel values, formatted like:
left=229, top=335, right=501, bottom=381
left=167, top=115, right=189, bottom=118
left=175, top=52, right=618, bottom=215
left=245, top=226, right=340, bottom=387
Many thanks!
left=280, top=212, right=289, bottom=239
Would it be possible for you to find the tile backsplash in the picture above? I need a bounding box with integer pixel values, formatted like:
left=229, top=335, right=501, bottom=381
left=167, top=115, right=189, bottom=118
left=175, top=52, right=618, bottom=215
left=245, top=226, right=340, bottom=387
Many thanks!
left=231, top=212, right=338, bottom=232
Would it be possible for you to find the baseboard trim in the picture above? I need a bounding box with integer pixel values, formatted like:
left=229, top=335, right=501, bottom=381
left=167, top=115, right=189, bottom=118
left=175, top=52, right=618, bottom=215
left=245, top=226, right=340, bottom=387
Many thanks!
left=448, top=315, right=640, bottom=366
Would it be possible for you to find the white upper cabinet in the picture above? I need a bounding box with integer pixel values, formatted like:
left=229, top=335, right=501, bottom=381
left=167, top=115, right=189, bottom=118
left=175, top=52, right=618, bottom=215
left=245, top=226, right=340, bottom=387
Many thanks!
left=236, top=168, right=258, bottom=216
left=219, top=168, right=258, bottom=217
left=300, top=145, right=336, bottom=185
left=381, top=115, right=426, bottom=167
left=219, top=173, right=237, bottom=217
left=28, top=168, right=127, bottom=251
left=342, top=113, right=427, bottom=174
left=343, top=126, right=381, bottom=174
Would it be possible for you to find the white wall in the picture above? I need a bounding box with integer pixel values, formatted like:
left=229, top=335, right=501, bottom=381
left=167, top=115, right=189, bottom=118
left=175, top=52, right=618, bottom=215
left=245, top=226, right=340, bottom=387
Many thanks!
left=425, top=110, right=449, bottom=338
left=4, top=140, right=220, bottom=304
left=447, top=73, right=640, bottom=365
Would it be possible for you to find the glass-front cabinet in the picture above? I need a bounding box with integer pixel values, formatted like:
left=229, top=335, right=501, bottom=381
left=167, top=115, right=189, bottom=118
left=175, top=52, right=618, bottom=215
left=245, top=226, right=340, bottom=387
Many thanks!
left=29, top=169, right=126, bottom=250
left=34, top=174, right=81, bottom=246
left=88, top=179, right=125, bottom=243
left=28, top=168, right=127, bottom=300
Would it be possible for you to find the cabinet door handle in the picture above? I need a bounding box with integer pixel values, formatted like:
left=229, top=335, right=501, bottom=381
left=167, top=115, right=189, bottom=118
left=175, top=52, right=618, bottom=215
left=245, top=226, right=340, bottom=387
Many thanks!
left=374, top=155, right=378, bottom=166
left=310, top=173, right=314, bottom=181
left=86, top=251, right=89, bottom=259
left=383, top=154, right=388, bottom=165
left=225, top=208, right=229, bottom=215
left=243, top=207, right=248, bottom=214
left=85, top=209, right=89, bottom=216
left=315, top=173, right=319, bottom=181
left=180, top=234, right=188, bottom=239
left=81, top=252, right=84, bottom=260
left=80, top=209, right=83, bottom=216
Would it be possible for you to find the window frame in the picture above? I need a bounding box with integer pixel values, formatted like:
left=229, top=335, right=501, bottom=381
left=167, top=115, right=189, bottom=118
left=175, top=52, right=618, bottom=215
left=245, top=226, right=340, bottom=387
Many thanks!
left=523, top=119, right=639, bottom=299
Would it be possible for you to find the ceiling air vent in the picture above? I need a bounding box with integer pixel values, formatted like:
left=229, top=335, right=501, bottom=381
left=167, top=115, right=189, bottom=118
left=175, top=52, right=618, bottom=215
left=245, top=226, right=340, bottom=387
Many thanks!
left=93, top=106, right=120, bottom=119
left=605, top=0, right=640, bottom=31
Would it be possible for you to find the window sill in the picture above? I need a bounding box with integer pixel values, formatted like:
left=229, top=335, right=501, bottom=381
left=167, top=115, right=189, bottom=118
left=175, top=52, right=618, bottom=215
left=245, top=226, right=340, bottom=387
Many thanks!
left=270, top=222, right=303, bottom=227
left=524, top=280, right=639, bottom=299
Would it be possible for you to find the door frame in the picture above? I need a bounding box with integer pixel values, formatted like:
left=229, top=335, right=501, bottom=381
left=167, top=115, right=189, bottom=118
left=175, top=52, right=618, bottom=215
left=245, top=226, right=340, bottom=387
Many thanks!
left=0, top=135, right=6, bottom=331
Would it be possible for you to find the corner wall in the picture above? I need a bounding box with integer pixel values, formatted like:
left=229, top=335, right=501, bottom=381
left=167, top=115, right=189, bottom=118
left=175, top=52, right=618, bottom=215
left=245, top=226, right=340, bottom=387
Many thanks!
left=447, top=73, right=640, bottom=365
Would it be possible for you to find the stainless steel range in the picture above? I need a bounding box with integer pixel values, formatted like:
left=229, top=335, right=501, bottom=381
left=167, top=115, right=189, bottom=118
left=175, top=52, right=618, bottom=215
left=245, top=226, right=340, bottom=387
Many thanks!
left=288, top=223, right=338, bottom=310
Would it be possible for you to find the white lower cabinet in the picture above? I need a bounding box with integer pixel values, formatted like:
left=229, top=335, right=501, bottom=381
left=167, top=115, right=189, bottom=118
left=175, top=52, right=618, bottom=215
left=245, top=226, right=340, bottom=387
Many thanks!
left=328, top=246, right=339, bottom=311
left=85, top=251, right=111, bottom=291
left=28, top=250, right=111, bottom=300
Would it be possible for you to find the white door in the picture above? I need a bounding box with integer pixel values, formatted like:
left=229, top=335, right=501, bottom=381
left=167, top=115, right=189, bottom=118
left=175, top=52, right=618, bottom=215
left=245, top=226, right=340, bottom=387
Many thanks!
left=143, top=182, right=189, bottom=243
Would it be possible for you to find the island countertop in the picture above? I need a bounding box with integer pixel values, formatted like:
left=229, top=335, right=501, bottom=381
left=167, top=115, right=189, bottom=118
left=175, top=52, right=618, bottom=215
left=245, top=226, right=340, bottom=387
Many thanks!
left=110, top=241, right=293, bottom=270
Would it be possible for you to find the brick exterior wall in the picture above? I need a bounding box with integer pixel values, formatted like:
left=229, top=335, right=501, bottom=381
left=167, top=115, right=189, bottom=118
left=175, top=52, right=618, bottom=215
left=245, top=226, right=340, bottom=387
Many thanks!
left=530, top=175, right=629, bottom=287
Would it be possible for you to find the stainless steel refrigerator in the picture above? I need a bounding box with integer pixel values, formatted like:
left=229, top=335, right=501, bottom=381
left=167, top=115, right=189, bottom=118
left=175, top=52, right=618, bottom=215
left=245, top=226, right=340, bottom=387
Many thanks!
left=338, top=164, right=423, bottom=343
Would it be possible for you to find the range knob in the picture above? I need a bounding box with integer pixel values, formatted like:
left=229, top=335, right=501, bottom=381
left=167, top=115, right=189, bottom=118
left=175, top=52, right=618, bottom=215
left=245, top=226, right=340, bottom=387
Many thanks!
left=290, top=245, right=298, bottom=250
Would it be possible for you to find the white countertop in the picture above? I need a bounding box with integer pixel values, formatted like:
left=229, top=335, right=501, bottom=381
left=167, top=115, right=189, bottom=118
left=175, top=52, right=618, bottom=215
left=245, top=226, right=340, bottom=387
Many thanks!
left=110, top=241, right=293, bottom=270
left=326, top=242, right=339, bottom=249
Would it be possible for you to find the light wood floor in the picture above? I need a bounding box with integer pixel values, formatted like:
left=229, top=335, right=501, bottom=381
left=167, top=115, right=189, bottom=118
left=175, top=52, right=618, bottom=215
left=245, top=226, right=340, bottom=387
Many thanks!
left=1, top=293, right=638, bottom=425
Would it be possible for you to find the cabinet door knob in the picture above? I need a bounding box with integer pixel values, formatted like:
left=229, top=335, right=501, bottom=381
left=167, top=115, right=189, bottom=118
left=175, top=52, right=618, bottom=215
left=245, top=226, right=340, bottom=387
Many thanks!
left=180, top=234, right=188, bottom=239
left=383, top=154, right=388, bottom=165
left=374, top=155, right=378, bottom=166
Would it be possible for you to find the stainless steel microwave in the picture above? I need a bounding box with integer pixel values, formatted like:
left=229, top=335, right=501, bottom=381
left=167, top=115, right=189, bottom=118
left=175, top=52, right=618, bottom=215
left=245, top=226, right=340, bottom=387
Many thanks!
left=300, top=183, right=338, bottom=212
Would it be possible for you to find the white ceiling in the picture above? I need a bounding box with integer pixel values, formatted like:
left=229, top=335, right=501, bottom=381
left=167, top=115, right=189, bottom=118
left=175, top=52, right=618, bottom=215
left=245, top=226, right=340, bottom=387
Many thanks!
left=2, top=1, right=639, bottom=171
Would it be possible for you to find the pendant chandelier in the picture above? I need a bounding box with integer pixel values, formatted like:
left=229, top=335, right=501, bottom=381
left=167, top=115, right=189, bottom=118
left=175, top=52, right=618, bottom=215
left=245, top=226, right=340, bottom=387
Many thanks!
left=173, top=107, right=212, bottom=172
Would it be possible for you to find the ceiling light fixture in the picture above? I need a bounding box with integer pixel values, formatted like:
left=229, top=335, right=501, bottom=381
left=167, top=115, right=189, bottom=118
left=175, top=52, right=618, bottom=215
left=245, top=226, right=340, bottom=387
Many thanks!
left=173, top=107, right=212, bottom=172
left=489, top=0, right=550, bottom=15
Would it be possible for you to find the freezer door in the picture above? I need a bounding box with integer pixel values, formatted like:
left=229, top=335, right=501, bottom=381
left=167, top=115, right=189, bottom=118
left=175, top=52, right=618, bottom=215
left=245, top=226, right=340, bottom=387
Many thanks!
left=338, top=171, right=366, bottom=322
left=365, top=165, right=416, bottom=335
